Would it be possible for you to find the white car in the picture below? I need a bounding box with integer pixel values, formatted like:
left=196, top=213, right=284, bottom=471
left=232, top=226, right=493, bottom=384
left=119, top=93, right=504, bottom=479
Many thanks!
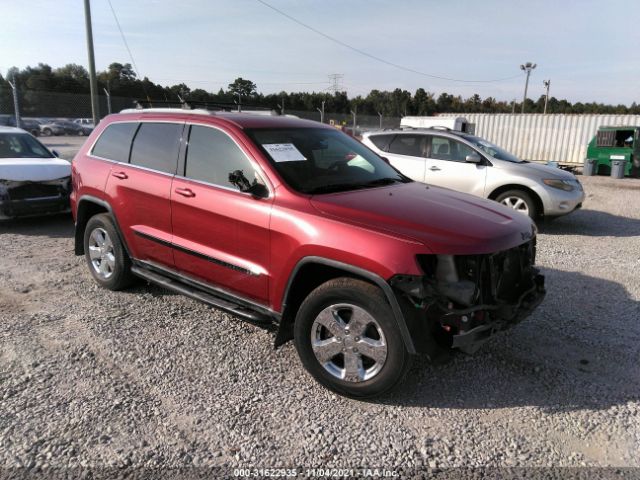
left=0, top=127, right=72, bottom=220
left=362, top=128, right=585, bottom=219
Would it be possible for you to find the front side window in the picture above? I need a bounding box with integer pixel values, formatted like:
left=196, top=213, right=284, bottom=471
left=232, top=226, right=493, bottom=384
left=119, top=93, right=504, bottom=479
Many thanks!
left=461, top=134, right=522, bottom=163
left=130, top=122, right=182, bottom=174
left=92, top=122, right=138, bottom=162
left=368, top=134, right=395, bottom=152
left=430, top=136, right=476, bottom=162
left=185, top=125, right=256, bottom=189
left=246, top=127, right=410, bottom=194
left=0, top=133, right=54, bottom=159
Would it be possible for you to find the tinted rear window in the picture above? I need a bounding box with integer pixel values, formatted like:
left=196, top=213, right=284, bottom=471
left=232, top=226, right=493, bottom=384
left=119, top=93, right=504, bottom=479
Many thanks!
left=130, top=122, right=182, bottom=174
left=92, top=122, right=138, bottom=162
left=368, top=134, right=395, bottom=151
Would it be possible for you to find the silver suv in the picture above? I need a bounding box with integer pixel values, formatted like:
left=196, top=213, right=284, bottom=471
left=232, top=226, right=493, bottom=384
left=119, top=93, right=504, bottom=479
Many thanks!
left=362, top=128, right=584, bottom=219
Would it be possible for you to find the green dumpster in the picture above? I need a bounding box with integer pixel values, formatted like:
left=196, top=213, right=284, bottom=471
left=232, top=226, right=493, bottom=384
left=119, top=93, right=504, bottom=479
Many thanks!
left=586, top=126, right=640, bottom=177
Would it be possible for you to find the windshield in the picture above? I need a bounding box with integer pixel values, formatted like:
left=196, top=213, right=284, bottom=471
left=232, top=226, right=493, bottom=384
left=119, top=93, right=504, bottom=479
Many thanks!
left=0, top=133, right=54, bottom=159
left=461, top=135, right=523, bottom=163
left=247, top=127, right=411, bottom=194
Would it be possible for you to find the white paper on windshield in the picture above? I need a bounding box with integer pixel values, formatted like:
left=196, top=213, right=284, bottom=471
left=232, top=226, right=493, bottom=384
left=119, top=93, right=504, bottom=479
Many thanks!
left=263, top=143, right=306, bottom=162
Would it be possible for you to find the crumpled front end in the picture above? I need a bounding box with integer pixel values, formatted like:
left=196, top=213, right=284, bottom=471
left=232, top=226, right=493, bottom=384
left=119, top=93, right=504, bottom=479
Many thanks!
left=391, top=238, right=546, bottom=354
left=0, top=177, right=72, bottom=219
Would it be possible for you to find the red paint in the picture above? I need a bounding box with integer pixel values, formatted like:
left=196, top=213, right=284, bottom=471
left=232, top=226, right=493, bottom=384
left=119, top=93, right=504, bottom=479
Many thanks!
left=73, top=111, right=536, bottom=312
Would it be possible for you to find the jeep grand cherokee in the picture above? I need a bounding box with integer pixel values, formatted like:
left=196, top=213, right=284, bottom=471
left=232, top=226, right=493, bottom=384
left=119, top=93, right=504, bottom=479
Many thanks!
left=71, top=108, right=545, bottom=398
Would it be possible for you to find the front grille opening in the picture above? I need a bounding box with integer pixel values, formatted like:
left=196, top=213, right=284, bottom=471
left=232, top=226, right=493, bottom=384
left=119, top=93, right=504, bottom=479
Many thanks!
left=9, top=183, right=62, bottom=200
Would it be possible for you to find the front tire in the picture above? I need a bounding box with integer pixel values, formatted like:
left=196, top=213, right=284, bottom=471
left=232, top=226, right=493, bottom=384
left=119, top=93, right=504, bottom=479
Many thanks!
left=495, top=189, right=538, bottom=219
left=294, top=277, right=412, bottom=398
left=83, top=214, right=134, bottom=290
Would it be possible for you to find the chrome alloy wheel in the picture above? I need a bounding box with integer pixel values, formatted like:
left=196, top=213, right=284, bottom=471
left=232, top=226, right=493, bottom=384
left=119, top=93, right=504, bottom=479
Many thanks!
left=88, top=227, right=116, bottom=280
left=501, top=196, right=530, bottom=215
left=311, top=303, right=388, bottom=383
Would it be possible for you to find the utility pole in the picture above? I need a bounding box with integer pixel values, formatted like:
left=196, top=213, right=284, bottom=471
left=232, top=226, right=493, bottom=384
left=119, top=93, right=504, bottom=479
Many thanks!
left=543, top=79, right=551, bottom=114
left=84, top=0, right=100, bottom=126
left=378, top=112, right=383, bottom=129
left=317, top=100, right=325, bottom=123
left=278, top=96, right=285, bottom=115
left=520, top=62, right=537, bottom=113
left=328, top=74, right=344, bottom=94
left=7, top=78, right=20, bottom=129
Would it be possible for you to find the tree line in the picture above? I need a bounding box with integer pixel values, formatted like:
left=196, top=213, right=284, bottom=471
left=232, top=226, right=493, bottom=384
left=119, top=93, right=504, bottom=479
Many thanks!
left=2, top=62, right=639, bottom=117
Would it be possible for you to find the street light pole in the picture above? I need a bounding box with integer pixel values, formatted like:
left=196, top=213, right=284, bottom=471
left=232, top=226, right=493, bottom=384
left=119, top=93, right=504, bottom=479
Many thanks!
left=351, top=107, right=357, bottom=135
left=543, top=79, right=551, bottom=114
left=378, top=112, right=383, bottom=129
left=83, top=0, right=100, bottom=126
left=520, top=62, right=537, bottom=114
left=7, top=78, right=20, bottom=129
left=316, top=100, right=325, bottom=123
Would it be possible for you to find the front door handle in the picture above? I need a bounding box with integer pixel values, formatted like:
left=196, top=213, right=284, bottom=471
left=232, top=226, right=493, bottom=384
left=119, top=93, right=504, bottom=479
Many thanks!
left=111, top=171, right=128, bottom=179
left=429, top=166, right=441, bottom=171
left=175, top=187, right=196, bottom=198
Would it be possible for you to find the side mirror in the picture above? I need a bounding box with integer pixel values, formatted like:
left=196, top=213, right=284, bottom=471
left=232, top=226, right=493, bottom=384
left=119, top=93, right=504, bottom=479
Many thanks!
left=51, top=150, right=60, bottom=158
left=228, top=170, right=269, bottom=198
left=465, top=152, right=482, bottom=163
left=379, top=156, right=390, bottom=164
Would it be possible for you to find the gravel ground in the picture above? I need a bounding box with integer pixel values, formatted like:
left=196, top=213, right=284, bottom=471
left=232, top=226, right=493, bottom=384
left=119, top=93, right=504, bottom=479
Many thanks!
left=1, top=153, right=639, bottom=477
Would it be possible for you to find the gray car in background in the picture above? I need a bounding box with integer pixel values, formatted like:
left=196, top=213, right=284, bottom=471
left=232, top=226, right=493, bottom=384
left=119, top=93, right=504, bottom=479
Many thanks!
left=362, top=128, right=585, bottom=219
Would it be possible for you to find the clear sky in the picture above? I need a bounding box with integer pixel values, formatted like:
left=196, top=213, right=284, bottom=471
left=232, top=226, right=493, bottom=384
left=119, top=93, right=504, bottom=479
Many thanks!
left=2, top=0, right=639, bottom=105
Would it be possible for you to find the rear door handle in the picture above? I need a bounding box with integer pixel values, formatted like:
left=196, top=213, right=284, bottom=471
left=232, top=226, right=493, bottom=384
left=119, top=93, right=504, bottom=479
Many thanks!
left=175, top=187, right=196, bottom=198
left=111, top=171, right=128, bottom=179
left=429, top=166, right=441, bottom=171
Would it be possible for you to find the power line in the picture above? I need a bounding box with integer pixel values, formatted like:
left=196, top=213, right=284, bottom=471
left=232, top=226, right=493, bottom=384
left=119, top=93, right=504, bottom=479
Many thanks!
left=255, top=0, right=522, bottom=84
left=107, top=0, right=145, bottom=85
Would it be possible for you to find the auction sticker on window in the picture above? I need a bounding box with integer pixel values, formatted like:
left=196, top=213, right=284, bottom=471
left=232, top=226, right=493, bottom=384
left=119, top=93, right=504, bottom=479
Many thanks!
left=263, top=143, right=306, bottom=162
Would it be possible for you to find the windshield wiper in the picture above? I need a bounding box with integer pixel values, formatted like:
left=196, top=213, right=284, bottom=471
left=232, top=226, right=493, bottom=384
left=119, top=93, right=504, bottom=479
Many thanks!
left=363, top=177, right=403, bottom=186
left=306, top=177, right=403, bottom=194
left=306, top=183, right=370, bottom=194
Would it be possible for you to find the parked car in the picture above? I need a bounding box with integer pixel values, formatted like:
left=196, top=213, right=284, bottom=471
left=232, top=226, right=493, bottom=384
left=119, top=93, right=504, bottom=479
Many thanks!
left=54, top=120, right=86, bottom=136
left=71, top=109, right=545, bottom=397
left=0, top=115, right=42, bottom=137
left=362, top=128, right=585, bottom=219
left=39, top=120, right=65, bottom=136
left=74, top=118, right=95, bottom=129
left=0, top=127, right=72, bottom=219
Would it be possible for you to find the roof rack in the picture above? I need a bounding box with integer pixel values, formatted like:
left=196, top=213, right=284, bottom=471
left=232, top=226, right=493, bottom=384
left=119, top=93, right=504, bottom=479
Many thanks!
left=126, top=99, right=280, bottom=114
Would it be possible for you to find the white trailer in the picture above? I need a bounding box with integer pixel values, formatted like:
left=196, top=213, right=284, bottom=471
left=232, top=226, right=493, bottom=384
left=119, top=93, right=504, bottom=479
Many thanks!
left=400, top=116, right=475, bottom=133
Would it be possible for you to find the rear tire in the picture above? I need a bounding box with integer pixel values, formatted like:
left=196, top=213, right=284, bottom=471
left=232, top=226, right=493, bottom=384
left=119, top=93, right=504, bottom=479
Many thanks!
left=83, top=214, right=134, bottom=291
left=495, top=189, right=538, bottom=219
left=294, top=277, right=412, bottom=398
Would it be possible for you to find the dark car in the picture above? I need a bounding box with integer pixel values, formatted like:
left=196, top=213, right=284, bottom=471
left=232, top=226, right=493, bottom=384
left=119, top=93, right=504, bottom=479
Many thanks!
left=0, top=115, right=42, bottom=137
left=71, top=107, right=545, bottom=398
left=53, top=120, right=85, bottom=136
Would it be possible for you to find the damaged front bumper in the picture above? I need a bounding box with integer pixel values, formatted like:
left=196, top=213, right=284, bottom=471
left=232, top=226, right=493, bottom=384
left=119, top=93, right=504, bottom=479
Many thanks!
left=391, top=239, right=546, bottom=354
left=0, top=177, right=71, bottom=219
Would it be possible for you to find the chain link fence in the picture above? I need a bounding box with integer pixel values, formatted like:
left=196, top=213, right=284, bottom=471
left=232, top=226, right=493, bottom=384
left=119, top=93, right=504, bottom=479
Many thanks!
left=0, top=90, right=402, bottom=133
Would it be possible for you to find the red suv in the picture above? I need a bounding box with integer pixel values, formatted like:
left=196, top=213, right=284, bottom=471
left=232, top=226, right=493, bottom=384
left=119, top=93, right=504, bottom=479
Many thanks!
left=71, top=107, right=545, bottom=397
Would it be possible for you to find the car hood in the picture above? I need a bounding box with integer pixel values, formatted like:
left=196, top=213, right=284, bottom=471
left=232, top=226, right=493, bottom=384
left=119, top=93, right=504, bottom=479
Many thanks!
left=498, top=160, right=576, bottom=180
left=0, top=158, right=71, bottom=182
left=310, top=182, right=535, bottom=254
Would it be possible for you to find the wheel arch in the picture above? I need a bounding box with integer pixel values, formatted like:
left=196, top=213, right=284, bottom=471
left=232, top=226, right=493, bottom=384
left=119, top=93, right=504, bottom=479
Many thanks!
left=74, top=196, right=130, bottom=257
left=488, top=184, right=544, bottom=217
left=275, top=257, right=416, bottom=354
